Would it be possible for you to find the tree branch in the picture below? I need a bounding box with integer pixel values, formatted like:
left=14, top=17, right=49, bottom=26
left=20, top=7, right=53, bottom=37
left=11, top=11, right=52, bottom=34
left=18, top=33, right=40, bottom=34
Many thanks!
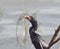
left=47, top=37, right=60, bottom=49
left=49, top=25, right=60, bottom=45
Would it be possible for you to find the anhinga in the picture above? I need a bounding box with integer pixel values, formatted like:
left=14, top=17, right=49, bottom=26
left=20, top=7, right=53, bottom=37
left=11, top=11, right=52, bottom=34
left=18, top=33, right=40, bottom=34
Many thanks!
left=24, top=16, right=48, bottom=49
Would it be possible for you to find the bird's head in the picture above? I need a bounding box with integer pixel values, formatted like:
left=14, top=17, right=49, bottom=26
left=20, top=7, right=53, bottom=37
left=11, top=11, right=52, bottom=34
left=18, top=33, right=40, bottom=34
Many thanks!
left=24, top=16, right=38, bottom=31
left=24, top=16, right=31, bottom=21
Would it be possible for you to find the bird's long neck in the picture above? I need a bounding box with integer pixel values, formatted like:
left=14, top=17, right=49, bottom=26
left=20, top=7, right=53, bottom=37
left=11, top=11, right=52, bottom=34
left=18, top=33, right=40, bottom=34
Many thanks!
left=30, top=20, right=37, bottom=31
left=29, top=16, right=38, bottom=32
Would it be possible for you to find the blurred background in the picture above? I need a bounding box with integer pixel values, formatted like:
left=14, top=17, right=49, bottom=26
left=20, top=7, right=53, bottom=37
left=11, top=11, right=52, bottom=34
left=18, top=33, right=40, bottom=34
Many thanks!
left=0, top=0, right=60, bottom=49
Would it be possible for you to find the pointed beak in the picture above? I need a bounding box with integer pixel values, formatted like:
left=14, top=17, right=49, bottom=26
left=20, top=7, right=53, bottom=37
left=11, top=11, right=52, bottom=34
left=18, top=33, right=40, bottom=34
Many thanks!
left=18, top=16, right=31, bottom=21
left=24, top=16, right=31, bottom=21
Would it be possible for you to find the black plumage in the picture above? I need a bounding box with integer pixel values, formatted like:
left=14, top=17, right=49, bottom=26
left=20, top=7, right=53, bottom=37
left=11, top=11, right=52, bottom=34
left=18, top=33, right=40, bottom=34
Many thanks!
left=28, top=16, right=43, bottom=49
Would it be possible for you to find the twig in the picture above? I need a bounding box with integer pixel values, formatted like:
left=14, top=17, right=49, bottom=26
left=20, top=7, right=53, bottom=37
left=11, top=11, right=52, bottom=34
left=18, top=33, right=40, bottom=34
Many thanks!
left=47, top=37, right=60, bottom=49
left=49, top=25, right=60, bottom=45
left=16, top=17, right=23, bottom=46
left=16, top=21, right=20, bottom=46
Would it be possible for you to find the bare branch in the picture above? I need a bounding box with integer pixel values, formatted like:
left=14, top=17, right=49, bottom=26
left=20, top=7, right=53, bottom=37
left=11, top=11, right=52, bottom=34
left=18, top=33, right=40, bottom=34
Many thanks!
left=49, top=25, right=60, bottom=45
left=47, top=37, right=60, bottom=49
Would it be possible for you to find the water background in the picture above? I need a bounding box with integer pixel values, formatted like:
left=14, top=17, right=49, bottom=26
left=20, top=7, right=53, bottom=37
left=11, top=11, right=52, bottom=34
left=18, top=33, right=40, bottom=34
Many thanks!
left=0, top=0, right=60, bottom=49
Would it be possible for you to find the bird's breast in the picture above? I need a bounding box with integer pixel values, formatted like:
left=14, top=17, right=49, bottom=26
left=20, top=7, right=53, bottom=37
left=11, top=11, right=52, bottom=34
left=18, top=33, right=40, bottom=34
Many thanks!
left=29, top=32, right=39, bottom=42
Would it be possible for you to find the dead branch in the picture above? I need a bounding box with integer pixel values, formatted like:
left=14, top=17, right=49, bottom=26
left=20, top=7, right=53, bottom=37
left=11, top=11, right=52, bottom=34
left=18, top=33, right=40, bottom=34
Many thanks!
left=49, top=25, right=60, bottom=45
left=47, top=37, right=60, bottom=49
left=45, top=25, right=60, bottom=49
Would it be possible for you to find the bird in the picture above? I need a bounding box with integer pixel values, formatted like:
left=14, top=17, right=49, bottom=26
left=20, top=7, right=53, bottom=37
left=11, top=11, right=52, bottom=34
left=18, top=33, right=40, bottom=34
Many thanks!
left=24, top=16, right=44, bottom=49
